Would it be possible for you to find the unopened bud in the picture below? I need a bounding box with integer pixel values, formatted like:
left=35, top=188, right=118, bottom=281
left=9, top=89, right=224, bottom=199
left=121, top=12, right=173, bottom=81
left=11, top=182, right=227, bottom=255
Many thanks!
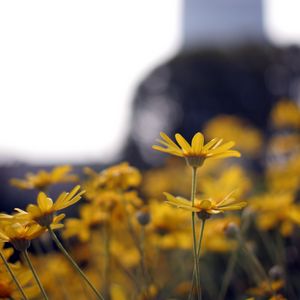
left=136, top=209, right=151, bottom=226
left=269, top=265, right=284, bottom=280
left=224, top=222, right=240, bottom=239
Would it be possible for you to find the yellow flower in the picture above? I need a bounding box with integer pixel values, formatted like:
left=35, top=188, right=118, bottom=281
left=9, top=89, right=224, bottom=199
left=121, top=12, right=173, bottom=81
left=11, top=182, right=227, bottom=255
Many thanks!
left=63, top=204, right=109, bottom=242
left=270, top=99, right=300, bottom=129
left=249, top=192, right=300, bottom=236
left=10, top=165, right=78, bottom=191
left=202, top=216, right=240, bottom=253
left=84, top=162, right=141, bottom=192
left=204, top=115, right=263, bottom=156
left=199, top=165, right=251, bottom=200
left=164, top=191, right=247, bottom=219
left=148, top=200, right=191, bottom=250
left=152, top=132, right=240, bottom=167
left=247, top=279, right=284, bottom=297
left=0, top=222, right=45, bottom=251
left=0, top=266, right=39, bottom=299
left=15, top=185, right=85, bottom=228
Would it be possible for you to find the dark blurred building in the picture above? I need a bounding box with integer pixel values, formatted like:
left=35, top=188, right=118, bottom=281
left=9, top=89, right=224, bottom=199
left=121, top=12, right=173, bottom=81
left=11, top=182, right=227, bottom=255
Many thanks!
left=121, top=0, right=300, bottom=167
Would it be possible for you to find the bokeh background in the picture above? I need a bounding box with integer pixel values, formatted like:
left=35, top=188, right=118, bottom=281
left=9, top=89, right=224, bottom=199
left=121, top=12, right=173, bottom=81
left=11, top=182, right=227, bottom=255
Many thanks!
left=1, top=0, right=300, bottom=210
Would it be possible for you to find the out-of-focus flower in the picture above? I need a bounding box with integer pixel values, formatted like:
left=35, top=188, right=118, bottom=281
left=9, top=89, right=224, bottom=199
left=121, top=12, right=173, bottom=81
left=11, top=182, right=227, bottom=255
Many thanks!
left=266, top=153, right=300, bottom=193
left=10, top=165, right=78, bottom=191
left=204, top=115, right=263, bottom=156
left=249, top=192, right=300, bottom=236
left=267, top=134, right=300, bottom=160
left=0, top=265, right=39, bottom=299
left=110, top=240, right=140, bottom=269
left=147, top=200, right=191, bottom=250
left=203, top=216, right=240, bottom=253
left=15, top=185, right=84, bottom=228
left=247, top=279, right=284, bottom=297
left=64, top=204, right=109, bottom=242
left=142, top=159, right=190, bottom=198
left=84, top=162, right=141, bottom=192
left=270, top=99, right=300, bottom=130
left=164, top=191, right=246, bottom=219
left=152, top=132, right=240, bottom=167
left=199, top=165, right=251, bottom=200
left=0, top=222, right=45, bottom=251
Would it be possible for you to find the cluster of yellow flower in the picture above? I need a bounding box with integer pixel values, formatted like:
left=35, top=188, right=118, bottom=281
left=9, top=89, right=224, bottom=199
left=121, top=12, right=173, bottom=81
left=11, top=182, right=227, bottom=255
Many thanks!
left=0, top=99, right=299, bottom=300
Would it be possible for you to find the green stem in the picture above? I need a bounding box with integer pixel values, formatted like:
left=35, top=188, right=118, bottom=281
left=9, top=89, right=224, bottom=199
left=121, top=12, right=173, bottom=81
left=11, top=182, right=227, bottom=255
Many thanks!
left=189, top=218, right=206, bottom=300
left=22, top=250, right=49, bottom=300
left=238, top=235, right=275, bottom=297
left=191, top=166, right=201, bottom=300
left=47, top=226, right=105, bottom=300
left=217, top=248, right=239, bottom=300
left=103, top=223, right=111, bottom=300
left=197, top=219, right=206, bottom=260
left=0, top=251, right=28, bottom=300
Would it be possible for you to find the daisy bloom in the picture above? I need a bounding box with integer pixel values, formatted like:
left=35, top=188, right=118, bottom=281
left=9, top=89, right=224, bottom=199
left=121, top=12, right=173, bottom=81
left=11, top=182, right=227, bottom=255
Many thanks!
left=10, top=165, right=78, bottom=191
left=152, top=132, right=241, bottom=167
left=164, top=191, right=247, bottom=220
left=0, top=222, right=45, bottom=251
left=15, top=185, right=85, bottom=228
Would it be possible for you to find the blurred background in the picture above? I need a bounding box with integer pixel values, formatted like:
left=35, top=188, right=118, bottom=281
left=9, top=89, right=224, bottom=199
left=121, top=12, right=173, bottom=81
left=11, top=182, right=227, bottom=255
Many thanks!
left=1, top=0, right=300, bottom=209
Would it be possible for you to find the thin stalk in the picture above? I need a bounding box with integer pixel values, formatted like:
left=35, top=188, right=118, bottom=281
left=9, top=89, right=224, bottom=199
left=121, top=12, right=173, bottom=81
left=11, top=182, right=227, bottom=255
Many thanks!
left=22, top=250, right=49, bottom=300
left=191, top=166, right=201, bottom=300
left=189, top=218, right=206, bottom=300
left=103, top=222, right=111, bottom=300
left=47, top=226, right=105, bottom=300
left=238, top=234, right=275, bottom=297
left=140, top=226, right=150, bottom=299
left=217, top=248, right=239, bottom=300
left=0, top=251, right=28, bottom=300
left=197, top=219, right=206, bottom=261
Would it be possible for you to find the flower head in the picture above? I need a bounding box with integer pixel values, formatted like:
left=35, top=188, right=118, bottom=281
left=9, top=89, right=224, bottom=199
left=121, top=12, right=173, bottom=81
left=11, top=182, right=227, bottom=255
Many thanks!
left=164, top=191, right=247, bottom=219
left=0, top=266, right=39, bottom=299
left=15, top=185, right=85, bottom=228
left=0, top=221, right=45, bottom=251
left=10, top=165, right=78, bottom=191
left=152, top=132, right=241, bottom=167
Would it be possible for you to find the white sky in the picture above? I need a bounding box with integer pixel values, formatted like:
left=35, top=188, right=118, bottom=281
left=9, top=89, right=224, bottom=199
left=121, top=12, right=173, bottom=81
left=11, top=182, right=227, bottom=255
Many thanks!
left=0, top=1, right=182, bottom=164
left=0, top=1, right=299, bottom=164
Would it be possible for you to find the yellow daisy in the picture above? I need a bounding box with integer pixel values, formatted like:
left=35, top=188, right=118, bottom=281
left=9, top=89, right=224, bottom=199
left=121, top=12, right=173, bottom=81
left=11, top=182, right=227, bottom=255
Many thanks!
left=152, top=132, right=241, bottom=167
left=164, top=191, right=247, bottom=219
left=15, top=185, right=85, bottom=228
left=0, top=222, right=45, bottom=251
left=10, top=165, right=78, bottom=191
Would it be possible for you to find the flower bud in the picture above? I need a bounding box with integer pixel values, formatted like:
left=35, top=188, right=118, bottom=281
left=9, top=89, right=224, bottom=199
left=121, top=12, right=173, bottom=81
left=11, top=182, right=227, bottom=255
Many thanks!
left=136, top=209, right=151, bottom=226
left=269, top=265, right=284, bottom=280
left=224, top=222, right=240, bottom=239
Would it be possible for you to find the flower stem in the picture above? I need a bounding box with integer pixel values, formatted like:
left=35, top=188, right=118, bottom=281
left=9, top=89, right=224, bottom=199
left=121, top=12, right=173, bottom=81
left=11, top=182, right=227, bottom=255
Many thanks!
left=217, top=248, right=238, bottom=300
left=103, top=222, right=111, bottom=300
left=47, top=226, right=105, bottom=300
left=0, top=251, right=28, bottom=300
left=22, top=250, right=49, bottom=300
left=238, top=234, right=275, bottom=297
left=191, top=166, right=201, bottom=300
left=189, top=218, right=206, bottom=300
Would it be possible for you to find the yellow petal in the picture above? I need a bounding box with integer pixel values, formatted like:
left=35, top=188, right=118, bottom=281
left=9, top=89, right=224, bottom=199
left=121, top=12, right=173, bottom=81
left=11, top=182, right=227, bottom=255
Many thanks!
left=199, top=199, right=212, bottom=209
left=208, top=150, right=241, bottom=159
left=191, top=132, right=204, bottom=154
left=37, top=192, right=53, bottom=213
left=175, top=133, right=192, bottom=153
left=26, top=204, right=42, bottom=217
left=207, top=141, right=235, bottom=154
left=203, top=138, right=221, bottom=151
left=160, top=132, right=180, bottom=149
